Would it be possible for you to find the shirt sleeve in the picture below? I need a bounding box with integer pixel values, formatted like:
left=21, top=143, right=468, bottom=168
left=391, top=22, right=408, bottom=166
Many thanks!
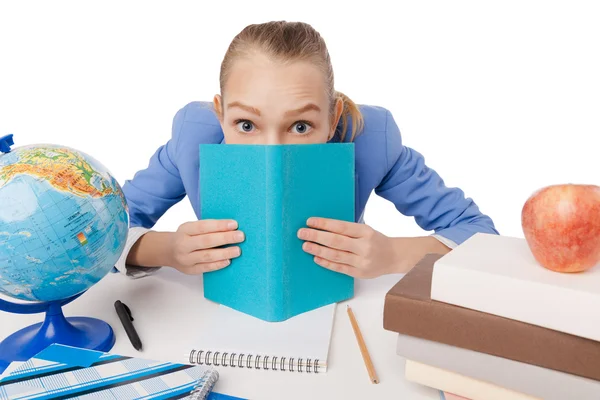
left=113, top=226, right=158, bottom=278
left=113, top=105, right=189, bottom=277
left=375, top=110, right=499, bottom=246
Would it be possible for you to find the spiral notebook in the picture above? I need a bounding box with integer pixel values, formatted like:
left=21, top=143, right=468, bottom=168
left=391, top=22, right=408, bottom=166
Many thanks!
left=185, top=302, right=337, bottom=374
left=0, top=344, right=224, bottom=400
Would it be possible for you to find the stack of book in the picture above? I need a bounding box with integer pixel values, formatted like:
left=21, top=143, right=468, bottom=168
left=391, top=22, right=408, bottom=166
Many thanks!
left=383, top=233, right=600, bottom=400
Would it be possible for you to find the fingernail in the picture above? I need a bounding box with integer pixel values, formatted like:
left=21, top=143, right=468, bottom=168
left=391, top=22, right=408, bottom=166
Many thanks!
left=228, top=221, right=238, bottom=229
left=307, top=218, right=315, bottom=225
left=233, top=247, right=241, bottom=256
left=298, top=229, right=307, bottom=239
left=224, top=260, right=231, bottom=266
left=235, top=231, right=245, bottom=241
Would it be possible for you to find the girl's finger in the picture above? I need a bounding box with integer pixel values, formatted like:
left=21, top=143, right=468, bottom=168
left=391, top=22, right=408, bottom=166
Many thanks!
left=186, top=230, right=245, bottom=252
left=190, top=246, right=241, bottom=264
left=298, top=228, right=357, bottom=253
left=313, top=256, right=359, bottom=277
left=180, top=219, right=238, bottom=235
left=302, top=242, right=359, bottom=267
left=306, top=217, right=366, bottom=238
left=178, top=259, right=231, bottom=275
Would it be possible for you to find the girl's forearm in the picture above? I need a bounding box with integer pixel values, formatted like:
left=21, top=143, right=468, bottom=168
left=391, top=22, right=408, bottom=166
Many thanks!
left=391, top=236, right=451, bottom=273
left=126, top=231, right=174, bottom=268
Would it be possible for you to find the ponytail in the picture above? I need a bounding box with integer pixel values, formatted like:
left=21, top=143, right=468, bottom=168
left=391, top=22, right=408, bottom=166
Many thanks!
left=335, top=91, right=364, bottom=142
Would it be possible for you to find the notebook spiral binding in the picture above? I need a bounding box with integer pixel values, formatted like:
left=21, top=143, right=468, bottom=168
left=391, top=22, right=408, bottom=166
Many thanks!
left=188, top=349, right=322, bottom=373
left=188, top=368, right=220, bottom=400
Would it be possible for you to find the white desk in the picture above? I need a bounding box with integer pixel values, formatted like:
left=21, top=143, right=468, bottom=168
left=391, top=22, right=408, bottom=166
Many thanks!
left=0, top=268, right=440, bottom=400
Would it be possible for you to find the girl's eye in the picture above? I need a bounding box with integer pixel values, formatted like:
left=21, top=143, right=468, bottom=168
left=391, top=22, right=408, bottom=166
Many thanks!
left=236, top=120, right=255, bottom=133
left=291, top=121, right=312, bottom=135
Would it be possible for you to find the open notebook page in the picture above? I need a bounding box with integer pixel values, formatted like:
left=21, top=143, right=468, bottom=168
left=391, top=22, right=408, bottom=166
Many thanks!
left=191, top=303, right=336, bottom=367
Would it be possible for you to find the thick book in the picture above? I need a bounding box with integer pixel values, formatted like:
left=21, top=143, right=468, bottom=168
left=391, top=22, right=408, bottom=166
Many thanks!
left=430, top=233, right=600, bottom=342
left=199, top=143, right=355, bottom=322
left=397, top=333, right=600, bottom=400
left=383, top=254, right=600, bottom=381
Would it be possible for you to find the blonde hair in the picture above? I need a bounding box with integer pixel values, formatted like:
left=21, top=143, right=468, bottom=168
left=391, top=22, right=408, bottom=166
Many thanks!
left=219, top=21, right=364, bottom=142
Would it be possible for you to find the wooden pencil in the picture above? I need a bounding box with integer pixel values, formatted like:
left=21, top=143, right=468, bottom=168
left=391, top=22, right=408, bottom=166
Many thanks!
left=347, top=305, right=379, bottom=384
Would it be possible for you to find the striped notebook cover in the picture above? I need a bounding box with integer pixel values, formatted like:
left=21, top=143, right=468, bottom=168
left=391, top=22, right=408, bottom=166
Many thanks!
left=0, top=344, right=232, bottom=400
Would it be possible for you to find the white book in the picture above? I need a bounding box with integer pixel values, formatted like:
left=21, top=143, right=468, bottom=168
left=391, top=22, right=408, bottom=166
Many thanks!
left=397, top=333, right=600, bottom=400
left=405, top=359, right=536, bottom=400
left=430, top=232, right=600, bottom=341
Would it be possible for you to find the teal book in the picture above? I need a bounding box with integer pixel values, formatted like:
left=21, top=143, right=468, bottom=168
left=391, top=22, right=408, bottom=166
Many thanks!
left=199, top=143, right=355, bottom=322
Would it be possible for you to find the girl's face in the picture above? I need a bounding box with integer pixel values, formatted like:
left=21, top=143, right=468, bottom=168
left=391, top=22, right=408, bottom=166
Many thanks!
left=214, top=53, right=343, bottom=144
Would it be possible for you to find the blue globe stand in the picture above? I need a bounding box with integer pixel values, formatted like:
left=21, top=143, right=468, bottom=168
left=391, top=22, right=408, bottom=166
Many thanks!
left=0, top=291, right=115, bottom=373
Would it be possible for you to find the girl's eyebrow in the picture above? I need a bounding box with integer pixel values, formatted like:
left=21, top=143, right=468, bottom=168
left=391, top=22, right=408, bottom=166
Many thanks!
left=284, top=104, right=321, bottom=116
left=226, top=102, right=321, bottom=117
left=227, top=101, right=261, bottom=116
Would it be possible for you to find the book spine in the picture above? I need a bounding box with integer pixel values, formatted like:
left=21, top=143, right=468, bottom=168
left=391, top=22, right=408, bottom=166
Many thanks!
left=430, top=262, right=600, bottom=342
left=405, top=360, right=533, bottom=400
left=396, top=333, right=600, bottom=400
left=383, top=285, right=600, bottom=382
left=265, top=146, right=285, bottom=321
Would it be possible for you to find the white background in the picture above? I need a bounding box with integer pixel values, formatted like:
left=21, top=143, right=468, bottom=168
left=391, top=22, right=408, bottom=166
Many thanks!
left=1, top=0, right=599, bottom=240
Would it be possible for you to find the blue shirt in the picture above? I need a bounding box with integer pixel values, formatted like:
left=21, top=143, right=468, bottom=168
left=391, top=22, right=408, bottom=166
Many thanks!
left=120, top=101, right=498, bottom=269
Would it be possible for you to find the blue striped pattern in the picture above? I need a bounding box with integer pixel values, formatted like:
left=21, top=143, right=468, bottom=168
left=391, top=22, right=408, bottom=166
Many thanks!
left=79, top=382, right=141, bottom=399
left=71, top=366, right=103, bottom=386
left=139, top=374, right=170, bottom=395
left=40, top=372, right=69, bottom=392
left=142, top=378, right=202, bottom=400
left=32, top=363, right=179, bottom=400
left=3, top=354, right=123, bottom=383
left=122, top=358, right=157, bottom=373
left=0, top=344, right=223, bottom=400
left=5, top=360, right=63, bottom=380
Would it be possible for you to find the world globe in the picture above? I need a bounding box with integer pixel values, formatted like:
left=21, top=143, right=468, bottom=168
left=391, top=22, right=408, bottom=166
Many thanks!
left=0, top=135, right=129, bottom=370
left=0, top=141, right=129, bottom=302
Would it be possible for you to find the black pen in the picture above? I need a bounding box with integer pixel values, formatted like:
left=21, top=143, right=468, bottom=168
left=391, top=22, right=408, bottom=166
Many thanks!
left=114, top=300, right=142, bottom=351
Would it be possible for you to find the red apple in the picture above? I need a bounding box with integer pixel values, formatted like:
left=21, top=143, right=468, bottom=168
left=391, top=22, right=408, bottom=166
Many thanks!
left=521, top=184, right=600, bottom=273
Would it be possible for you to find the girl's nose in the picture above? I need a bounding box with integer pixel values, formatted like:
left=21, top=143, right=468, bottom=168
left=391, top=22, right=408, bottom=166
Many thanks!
left=264, top=132, right=283, bottom=145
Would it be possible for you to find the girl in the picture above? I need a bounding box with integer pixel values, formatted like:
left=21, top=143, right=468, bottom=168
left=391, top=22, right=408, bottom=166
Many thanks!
left=116, top=21, right=498, bottom=280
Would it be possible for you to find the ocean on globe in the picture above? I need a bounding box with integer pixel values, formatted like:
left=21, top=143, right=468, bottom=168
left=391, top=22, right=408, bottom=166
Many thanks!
left=0, top=144, right=129, bottom=302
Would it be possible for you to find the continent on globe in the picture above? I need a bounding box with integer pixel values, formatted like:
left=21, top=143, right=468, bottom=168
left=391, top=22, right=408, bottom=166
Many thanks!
left=0, top=144, right=129, bottom=303
left=0, top=147, right=117, bottom=199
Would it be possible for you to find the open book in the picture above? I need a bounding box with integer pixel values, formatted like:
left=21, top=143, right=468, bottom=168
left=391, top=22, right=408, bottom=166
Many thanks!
left=199, top=143, right=356, bottom=322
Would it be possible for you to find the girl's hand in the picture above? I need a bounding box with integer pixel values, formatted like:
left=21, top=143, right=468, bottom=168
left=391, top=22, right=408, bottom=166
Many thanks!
left=297, top=217, right=400, bottom=279
left=298, top=217, right=452, bottom=278
left=167, top=219, right=245, bottom=274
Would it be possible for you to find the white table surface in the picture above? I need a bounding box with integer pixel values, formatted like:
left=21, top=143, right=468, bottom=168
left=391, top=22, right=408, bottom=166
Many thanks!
left=0, top=267, right=441, bottom=400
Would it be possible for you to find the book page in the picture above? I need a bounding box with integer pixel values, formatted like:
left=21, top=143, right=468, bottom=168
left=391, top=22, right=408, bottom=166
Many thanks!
left=194, top=303, right=336, bottom=362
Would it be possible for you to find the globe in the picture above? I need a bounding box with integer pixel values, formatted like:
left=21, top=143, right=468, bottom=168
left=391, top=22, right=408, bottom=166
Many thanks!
left=0, top=135, right=129, bottom=371
left=0, top=143, right=129, bottom=302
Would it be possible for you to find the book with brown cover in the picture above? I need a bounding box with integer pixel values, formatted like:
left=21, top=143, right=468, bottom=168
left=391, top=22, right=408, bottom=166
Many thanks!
left=383, top=253, right=600, bottom=381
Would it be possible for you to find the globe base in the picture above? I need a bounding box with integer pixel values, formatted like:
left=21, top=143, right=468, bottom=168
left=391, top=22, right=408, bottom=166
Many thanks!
left=0, top=303, right=114, bottom=373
